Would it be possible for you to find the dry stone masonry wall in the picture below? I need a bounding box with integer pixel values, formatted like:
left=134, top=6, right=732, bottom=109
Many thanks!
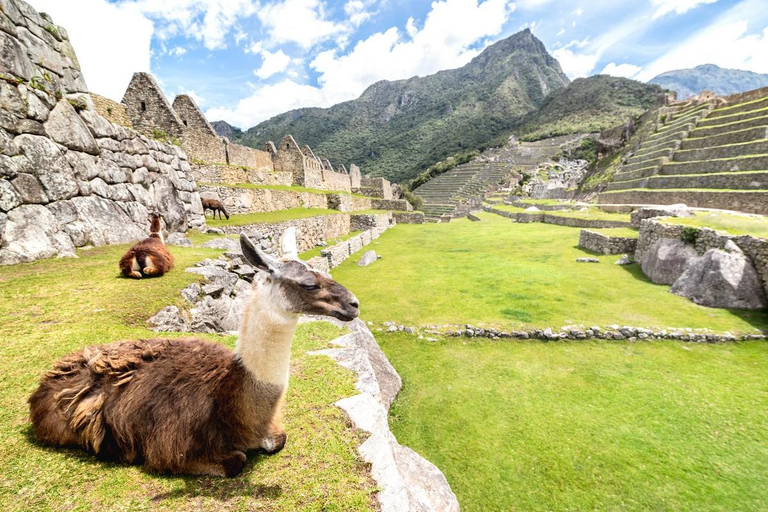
left=578, top=229, right=638, bottom=255
left=0, top=0, right=205, bottom=265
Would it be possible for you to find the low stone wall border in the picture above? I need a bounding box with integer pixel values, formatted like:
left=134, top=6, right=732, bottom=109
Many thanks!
left=578, top=229, right=638, bottom=255
left=483, top=206, right=631, bottom=229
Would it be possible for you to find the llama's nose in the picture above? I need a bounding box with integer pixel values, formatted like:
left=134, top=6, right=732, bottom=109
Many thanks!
left=349, top=295, right=359, bottom=309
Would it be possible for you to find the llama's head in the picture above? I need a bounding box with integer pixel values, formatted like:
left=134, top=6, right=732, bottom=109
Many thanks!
left=149, top=213, right=164, bottom=243
left=240, top=229, right=359, bottom=322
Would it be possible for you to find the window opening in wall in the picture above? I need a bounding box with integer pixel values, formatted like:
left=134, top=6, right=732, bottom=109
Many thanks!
left=140, top=101, right=146, bottom=112
left=183, top=120, right=188, bottom=126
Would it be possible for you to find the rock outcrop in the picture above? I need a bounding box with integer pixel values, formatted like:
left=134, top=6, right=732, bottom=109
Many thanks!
left=0, top=0, right=205, bottom=265
left=671, top=241, right=768, bottom=309
left=640, top=238, right=698, bottom=284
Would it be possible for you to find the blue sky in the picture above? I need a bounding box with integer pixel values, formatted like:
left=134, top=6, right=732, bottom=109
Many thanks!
left=27, top=0, right=768, bottom=128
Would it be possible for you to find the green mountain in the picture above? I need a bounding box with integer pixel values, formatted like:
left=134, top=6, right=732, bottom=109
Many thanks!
left=649, top=64, right=768, bottom=99
left=226, top=29, right=569, bottom=183
left=516, top=75, right=664, bottom=141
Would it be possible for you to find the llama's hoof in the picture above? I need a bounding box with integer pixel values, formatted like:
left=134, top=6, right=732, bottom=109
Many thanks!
left=143, top=267, right=160, bottom=276
left=221, top=451, right=247, bottom=477
left=128, top=271, right=142, bottom=279
left=261, top=431, right=287, bottom=454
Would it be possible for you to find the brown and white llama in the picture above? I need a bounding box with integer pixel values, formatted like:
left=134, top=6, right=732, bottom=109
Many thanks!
left=118, top=213, right=174, bottom=279
left=28, top=228, right=359, bottom=477
left=202, top=198, right=229, bottom=220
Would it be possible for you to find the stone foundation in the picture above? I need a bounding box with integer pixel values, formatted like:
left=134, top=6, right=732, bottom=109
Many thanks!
left=191, top=163, right=292, bottom=186
left=393, top=212, right=425, bottom=224
left=579, top=229, right=638, bottom=255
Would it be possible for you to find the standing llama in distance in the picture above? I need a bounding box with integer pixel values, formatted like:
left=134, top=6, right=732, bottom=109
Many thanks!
left=202, top=198, right=229, bottom=220
left=28, top=228, right=360, bottom=477
left=118, top=213, right=174, bottom=279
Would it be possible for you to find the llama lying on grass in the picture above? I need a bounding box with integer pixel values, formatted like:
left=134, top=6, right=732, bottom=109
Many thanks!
left=28, top=228, right=360, bottom=477
left=118, top=213, right=174, bottom=279
left=202, top=198, right=229, bottom=220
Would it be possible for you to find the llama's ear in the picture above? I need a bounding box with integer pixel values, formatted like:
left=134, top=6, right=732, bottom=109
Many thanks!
left=240, top=233, right=281, bottom=274
left=281, top=227, right=299, bottom=260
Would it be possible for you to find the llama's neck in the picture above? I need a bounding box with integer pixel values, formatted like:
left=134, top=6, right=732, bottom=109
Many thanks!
left=235, top=281, right=298, bottom=390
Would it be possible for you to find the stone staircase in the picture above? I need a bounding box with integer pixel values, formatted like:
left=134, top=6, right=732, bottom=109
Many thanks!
left=414, top=162, right=518, bottom=219
left=414, top=134, right=586, bottom=220
left=598, top=87, right=768, bottom=214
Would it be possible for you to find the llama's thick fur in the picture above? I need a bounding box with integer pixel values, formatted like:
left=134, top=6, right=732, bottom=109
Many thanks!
left=28, top=230, right=359, bottom=477
left=202, top=198, right=229, bottom=220
left=118, top=215, right=174, bottom=279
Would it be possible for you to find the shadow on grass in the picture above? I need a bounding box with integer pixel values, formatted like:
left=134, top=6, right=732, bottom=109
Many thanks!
left=23, top=425, right=283, bottom=501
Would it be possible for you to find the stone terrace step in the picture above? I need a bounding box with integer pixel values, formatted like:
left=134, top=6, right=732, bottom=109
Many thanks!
left=697, top=104, right=768, bottom=128
left=692, top=114, right=768, bottom=137
left=661, top=154, right=768, bottom=175
left=673, top=139, right=768, bottom=162
left=681, top=126, right=768, bottom=150
left=627, top=147, right=674, bottom=164
left=622, top=158, right=666, bottom=174
left=608, top=171, right=768, bottom=191
left=597, top=189, right=768, bottom=215
left=643, top=128, right=688, bottom=148
left=708, top=96, right=768, bottom=119
left=613, top=165, right=663, bottom=182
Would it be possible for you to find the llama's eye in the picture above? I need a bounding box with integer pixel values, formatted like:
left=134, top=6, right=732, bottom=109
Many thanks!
left=301, top=284, right=320, bottom=292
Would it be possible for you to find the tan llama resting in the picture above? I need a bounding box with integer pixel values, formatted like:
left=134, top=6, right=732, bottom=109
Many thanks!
left=28, top=228, right=359, bottom=477
left=118, top=213, right=174, bottom=278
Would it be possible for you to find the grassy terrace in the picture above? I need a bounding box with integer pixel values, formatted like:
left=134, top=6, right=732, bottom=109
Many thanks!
left=663, top=211, right=768, bottom=238
left=381, top=332, right=768, bottom=512
left=200, top=182, right=374, bottom=200
left=0, top=244, right=375, bottom=510
left=491, top=203, right=631, bottom=222
left=333, top=213, right=767, bottom=331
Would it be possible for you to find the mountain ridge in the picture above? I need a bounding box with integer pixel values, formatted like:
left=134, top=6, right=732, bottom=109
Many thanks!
left=649, top=64, right=768, bottom=99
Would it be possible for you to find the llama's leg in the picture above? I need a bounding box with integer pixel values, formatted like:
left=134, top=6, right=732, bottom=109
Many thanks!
left=179, top=451, right=247, bottom=477
left=127, top=257, right=142, bottom=279
left=142, top=255, right=161, bottom=276
left=259, top=422, right=287, bottom=454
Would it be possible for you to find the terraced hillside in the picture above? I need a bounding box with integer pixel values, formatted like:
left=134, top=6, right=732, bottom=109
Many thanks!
left=414, top=135, right=586, bottom=220
left=599, top=87, right=768, bottom=214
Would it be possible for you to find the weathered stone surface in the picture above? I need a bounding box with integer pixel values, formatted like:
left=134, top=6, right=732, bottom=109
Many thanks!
left=0, top=178, right=22, bottom=210
left=671, top=243, right=768, bottom=309
left=641, top=238, right=698, bottom=285
left=466, top=213, right=482, bottom=222
left=12, top=172, right=47, bottom=203
left=0, top=31, right=35, bottom=79
left=15, top=133, right=68, bottom=174
left=79, top=109, right=117, bottom=139
left=148, top=306, right=189, bottom=332
left=166, top=232, right=192, bottom=246
left=68, top=195, right=146, bottom=245
left=0, top=204, right=58, bottom=264
left=0, top=128, right=17, bottom=155
left=25, top=89, right=48, bottom=121
left=200, top=236, right=240, bottom=251
left=37, top=162, right=79, bottom=201
left=358, top=250, right=377, bottom=267
left=44, top=100, right=99, bottom=154
left=0, top=80, right=25, bottom=118
left=576, top=257, right=599, bottom=263
left=151, top=176, right=186, bottom=232
left=615, top=254, right=633, bottom=265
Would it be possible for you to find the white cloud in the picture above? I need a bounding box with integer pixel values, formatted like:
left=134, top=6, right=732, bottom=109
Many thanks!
left=130, top=0, right=258, bottom=50
left=344, top=0, right=377, bottom=27
left=551, top=47, right=598, bottom=78
left=600, top=62, right=642, bottom=78
left=25, top=0, right=153, bottom=101
left=254, top=49, right=292, bottom=79
left=170, top=46, right=187, bottom=56
left=556, top=28, right=565, bottom=36
left=651, top=0, right=717, bottom=19
left=257, top=0, right=348, bottom=49
left=208, top=0, right=516, bottom=127
left=573, top=6, right=583, bottom=16
left=636, top=21, right=768, bottom=81
left=180, top=89, right=206, bottom=106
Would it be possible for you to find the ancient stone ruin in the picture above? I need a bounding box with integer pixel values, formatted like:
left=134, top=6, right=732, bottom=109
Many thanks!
left=0, top=0, right=204, bottom=265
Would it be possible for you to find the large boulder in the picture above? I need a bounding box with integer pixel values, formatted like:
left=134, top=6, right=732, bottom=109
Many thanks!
left=671, top=242, right=767, bottom=310
left=0, top=204, right=70, bottom=264
left=151, top=176, right=187, bottom=233
left=641, top=238, right=698, bottom=285
left=43, top=101, right=99, bottom=154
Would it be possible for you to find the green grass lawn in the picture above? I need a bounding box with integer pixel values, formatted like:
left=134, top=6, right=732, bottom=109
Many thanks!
left=207, top=207, right=343, bottom=228
left=332, top=213, right=768, bottom=332
left=0, top=244, right=375, bottom=510
left=663, top=211, right=768, bottom=238
left=380, top=331, right=768, bottom=512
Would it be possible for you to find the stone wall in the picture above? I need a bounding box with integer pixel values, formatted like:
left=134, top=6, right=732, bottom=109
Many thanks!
left=327, top=194, right=372, bottom=212
left=216, top=214, right=352, bottom=252
left=371, top=198, right=411, bottom=211
left=199, top=185, right=328, bottom=214
left=598, top=190, right=768, bottom=215
left=225, top=140, right=273, bottom=171
left=483, top=207, right=631, bottom=228
left=121, top=72, right=184, bottom=139
left=0, top=0, right=205, bottom=265
left=635, top=218, right=768, bottom=294
left=349, top=164, right=362, bottom=189
left=578, top=229, right=637, bottom=255
left=359, top=177, right=393, bottom=199
left=393, top=212, right=425, bottom=224
left=172, top=94, right=227, bottom=164
left=322, top=168, right=352, bottom=193
left=90, top=93, right=132, bottom=128
left=190, top=163, right=292, bottom=186
left=315, top=222, right=389, bottom=269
